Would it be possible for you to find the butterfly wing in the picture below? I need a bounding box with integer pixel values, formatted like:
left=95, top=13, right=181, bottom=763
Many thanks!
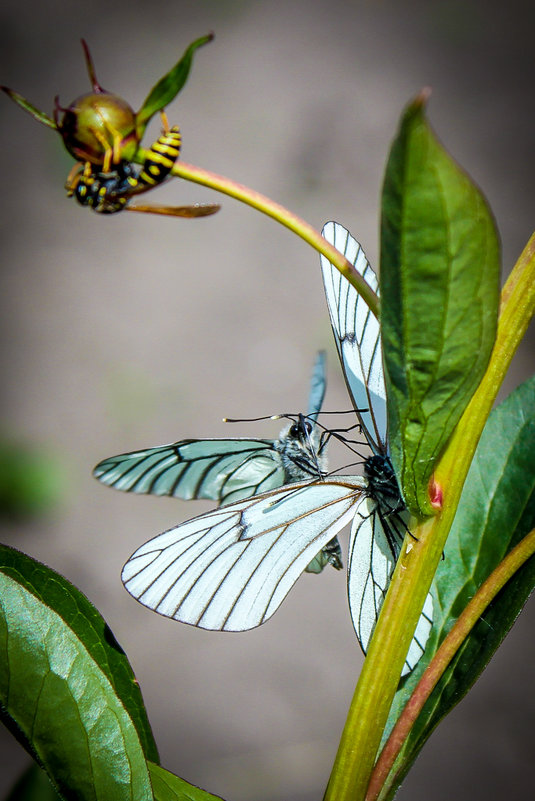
left=347, top=500, right=433, bottom=676
left=93, top=439, right=287, bottom=505
left=122, top=477, right=365, bottom=631
left=320, top=221, right=387, bottom=454
left=307, top=350, right=327, bottom=422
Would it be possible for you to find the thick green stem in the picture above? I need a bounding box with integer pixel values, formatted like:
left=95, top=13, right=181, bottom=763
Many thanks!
left=367, top=527, right=535, bottom=801
left=324, top=232, right=535, bottom=801
left=133, top=149, right=379, bottom=317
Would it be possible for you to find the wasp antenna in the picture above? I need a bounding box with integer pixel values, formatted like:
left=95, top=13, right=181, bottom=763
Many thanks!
left=81, top=39, right=102, bottom=93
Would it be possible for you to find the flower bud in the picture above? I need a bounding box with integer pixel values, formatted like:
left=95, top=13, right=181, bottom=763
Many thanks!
left=56, top=92, right=138, bottom=166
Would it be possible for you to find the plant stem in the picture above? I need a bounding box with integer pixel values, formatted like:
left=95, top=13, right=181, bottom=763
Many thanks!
left=366, top=526, right=535, bottom=801
left=324, top=232, right=535, bottom=801
left=133, top=149, right=379, bottom=317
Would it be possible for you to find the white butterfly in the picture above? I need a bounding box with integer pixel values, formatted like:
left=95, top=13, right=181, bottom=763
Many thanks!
left=95, top=351, right=343, bottom=573
left=320, top=221, right=433, bottom=675
left=120, top=223, right=432, bottom=675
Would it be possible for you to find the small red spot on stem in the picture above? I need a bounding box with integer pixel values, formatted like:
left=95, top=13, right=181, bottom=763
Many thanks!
left=429, top=476, right=443, bottom=509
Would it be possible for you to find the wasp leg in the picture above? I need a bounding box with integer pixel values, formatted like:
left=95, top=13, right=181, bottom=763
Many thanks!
left=65, top=161, right=85, bottom=195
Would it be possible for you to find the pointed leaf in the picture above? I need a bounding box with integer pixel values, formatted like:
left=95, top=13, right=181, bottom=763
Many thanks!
left=148, top=763, right=225, bottom=801
left=0, top=87, right=56, bottom=130
left=0, top=545, right=156, bottom=800
left=381, top=375, right=535, bottom=798
left=380, top=92, right=501, bottom=515
left=136, top=34, right=213, bottom=137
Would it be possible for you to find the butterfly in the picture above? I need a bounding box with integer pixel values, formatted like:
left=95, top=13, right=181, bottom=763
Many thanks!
left=94, top=351, right=343, bottom=573
left=320, top=221, right=433, bottom=674
left=120, top=223, right=432, bottom=675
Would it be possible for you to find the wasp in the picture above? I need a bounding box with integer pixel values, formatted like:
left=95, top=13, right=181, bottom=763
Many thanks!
left=65, top=122, right=219, bottom=218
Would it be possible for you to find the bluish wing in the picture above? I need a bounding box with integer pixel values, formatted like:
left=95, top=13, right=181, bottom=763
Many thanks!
left=347, top=499, right=433, bottom=676
left=93, top=439, right=286, bottom=505
left=122, top=476, right=365, bottom=631
left=307, top=350, right=327, bottom=422
left=320, top=221, right=387, bottom=454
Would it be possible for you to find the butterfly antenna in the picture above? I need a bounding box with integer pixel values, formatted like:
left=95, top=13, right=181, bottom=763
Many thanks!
left=325, top=459, right=367, bottom=477
left=223, top=414, right=275, bottom=424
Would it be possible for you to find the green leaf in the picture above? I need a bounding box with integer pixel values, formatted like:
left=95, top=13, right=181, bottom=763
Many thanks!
left=380, top=92, right=501, bottom=516
left=136, top=34, right=214, bottom=138
left=0, top=87, right=57, bottom=130
left=381, top=374, right=535, bottom=799
left=5, top=763, right=61, bottom=801
left=0, top=545, right=157, bottom=801
left=148, top=763, right=224, bottom=801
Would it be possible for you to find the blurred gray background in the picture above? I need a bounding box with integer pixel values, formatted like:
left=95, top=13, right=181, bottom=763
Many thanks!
left=1, top=1, right=534, bottom=799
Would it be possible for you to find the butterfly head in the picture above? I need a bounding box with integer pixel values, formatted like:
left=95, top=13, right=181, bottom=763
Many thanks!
left=276, top=413, right=327, bottom=481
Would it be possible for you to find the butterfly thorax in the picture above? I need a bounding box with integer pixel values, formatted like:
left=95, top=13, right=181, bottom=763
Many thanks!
left=276, top=415, right=327, bottom=482
left=364, top=454, right=405, bottom=516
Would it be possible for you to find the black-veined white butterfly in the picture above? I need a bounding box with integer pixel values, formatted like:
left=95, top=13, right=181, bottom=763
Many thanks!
left=320, top=221, right=433, bottom=675
left=119, top=223, right=432, bottom=675
left=94, top=351, right=343, bottom=573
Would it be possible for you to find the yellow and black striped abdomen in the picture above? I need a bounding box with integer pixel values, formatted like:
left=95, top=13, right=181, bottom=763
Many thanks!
left=137, top=126, right=181, bottom=188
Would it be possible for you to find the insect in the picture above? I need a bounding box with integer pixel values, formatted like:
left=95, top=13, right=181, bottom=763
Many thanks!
left=65, top=124, right=220, bottom=218
left=94, top=351, right=343, bottom=573
left=120, top=224, right=432, bottom=675
left=320, top=221, right=433, bottom=674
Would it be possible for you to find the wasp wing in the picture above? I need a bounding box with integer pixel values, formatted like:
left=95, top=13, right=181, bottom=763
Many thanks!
left=122, top=477, right=364, bottom=631
left=320, top=221, right=387, bottom=454
left=347, top=499, right=433, bottom=676
left=93, top=439, right=287, bottom=505
left=125, top=203, right=220, bottom=217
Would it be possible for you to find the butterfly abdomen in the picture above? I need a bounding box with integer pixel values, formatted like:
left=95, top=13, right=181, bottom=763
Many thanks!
left=364, top=455, right=405, bottom=515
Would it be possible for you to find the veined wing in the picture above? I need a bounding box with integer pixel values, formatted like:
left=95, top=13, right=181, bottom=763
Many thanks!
left=93, top=439, right=286, bottom=505
left=307, top=350, right=327, bottom=422
left=122, top=476, right=365, bottom=631
left=320, top=221, right=387, bottom=454
left=347, top=498, right=433, bottom=676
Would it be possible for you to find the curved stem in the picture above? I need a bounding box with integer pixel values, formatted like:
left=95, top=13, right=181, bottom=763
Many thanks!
left=367, top=527, right=535, bottom=801
left=133, top=149, right=379, bottom=318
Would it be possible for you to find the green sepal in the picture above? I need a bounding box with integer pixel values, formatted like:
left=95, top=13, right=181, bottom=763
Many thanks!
left=380, top=92, right=501, bottom=516
left=0, top=545, right=158, bottom=800
left=380, top=374, right=535, bottom=800
left=0, top=87, right=57, bottom=130
left=136, top=33, right=214, bottom=138
left=148, top=763, right=225, bottom=801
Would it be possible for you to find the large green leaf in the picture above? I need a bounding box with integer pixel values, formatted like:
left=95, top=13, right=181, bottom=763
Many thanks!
left=136, top=34, right=213, bottom=138
left=380, top=374, right=535, bottom=800
left=0, top=545, right=156, bottom=801
left=380, top=93, right=501, bottom=516
left=148, top=763, right=224, bottom=801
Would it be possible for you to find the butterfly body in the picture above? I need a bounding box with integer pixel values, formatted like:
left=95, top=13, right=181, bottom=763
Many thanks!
left=363, top=454, right=406, bottom=553
left=275, top=415, right=326, bottom=481
left=320, top=221, right=433, bottom=675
